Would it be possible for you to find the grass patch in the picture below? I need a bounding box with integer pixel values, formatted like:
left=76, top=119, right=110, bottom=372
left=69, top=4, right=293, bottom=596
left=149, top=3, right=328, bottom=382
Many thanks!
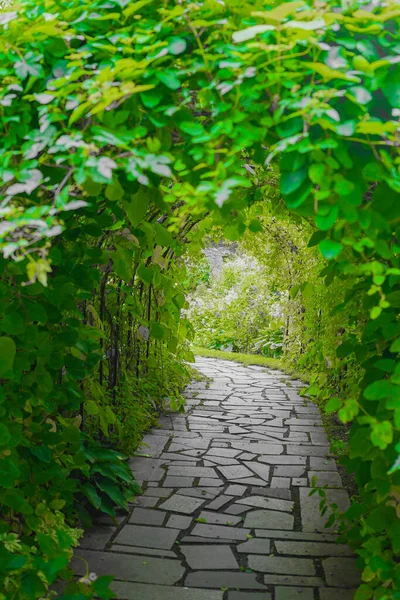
left=191, top=346, right=311, bottom=383
left=192, top=346, right=283, bottom=370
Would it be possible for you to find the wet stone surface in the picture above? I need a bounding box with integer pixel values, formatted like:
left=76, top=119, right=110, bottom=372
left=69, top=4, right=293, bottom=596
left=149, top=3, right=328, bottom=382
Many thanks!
left=78, top=357, right=359, bottom=598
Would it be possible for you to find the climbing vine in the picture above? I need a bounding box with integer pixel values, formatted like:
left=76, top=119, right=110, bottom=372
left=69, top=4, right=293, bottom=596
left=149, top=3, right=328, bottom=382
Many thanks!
left=0, top=0, right=399, bottom=598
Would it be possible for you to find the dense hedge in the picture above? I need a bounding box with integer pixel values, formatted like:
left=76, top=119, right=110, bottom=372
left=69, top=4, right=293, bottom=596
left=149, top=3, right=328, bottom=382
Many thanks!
left=0, top=0, right=399, bottom=598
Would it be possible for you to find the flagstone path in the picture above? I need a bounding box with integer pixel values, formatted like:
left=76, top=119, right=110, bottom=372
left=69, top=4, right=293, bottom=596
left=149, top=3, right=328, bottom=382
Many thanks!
left=77, top=357, right=359, bottom=599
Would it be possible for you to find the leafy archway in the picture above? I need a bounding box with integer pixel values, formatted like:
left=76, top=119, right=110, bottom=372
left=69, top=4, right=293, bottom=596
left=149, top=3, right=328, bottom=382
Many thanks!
left=0, top=0, right=399, bottom=598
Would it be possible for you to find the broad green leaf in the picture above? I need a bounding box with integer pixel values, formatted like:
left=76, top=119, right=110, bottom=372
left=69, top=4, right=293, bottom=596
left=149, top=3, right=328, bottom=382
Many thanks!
left=325, top=397, right=343, bottom=413
left=232, top=25, right=275, bottom=43
left=280, top=168, right=308, bottom=196
left=0, top=336, right=16, bottom=375
left=168, top=37, right=187, bottom=55
left=308, top=62, right=360, bottom=82
left=371, top=421, right=393, bottom=450
left=319, top=240, right=342, bottom=259
left=382, top=66, right=400, bottom=108
left=137, top=264, right=154, bottom=284
left=364, top=380, right=393, bottom=400
left=124, top=188, right=150, bottom=227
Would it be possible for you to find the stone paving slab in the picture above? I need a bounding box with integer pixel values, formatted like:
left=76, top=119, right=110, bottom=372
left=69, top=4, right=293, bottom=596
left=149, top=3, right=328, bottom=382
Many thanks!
left=77, top=357, right=359, bottom=598
left=112, top=582, right=224, bottom=599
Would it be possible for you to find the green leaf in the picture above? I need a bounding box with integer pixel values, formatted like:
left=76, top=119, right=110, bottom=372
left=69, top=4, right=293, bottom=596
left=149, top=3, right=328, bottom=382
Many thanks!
left=382, top=66, right=400, bottom=108
left=316, top=206, right=338, bottom=231
left=319, top=240, right=342, bottom=260
left=371, top=421, right=393, bottom=450
left=92, top=576, right=115, bottom=600
left=0, top=423, right=11, bottom=447
left=106, top=179, right=124, bottom=201
left=123, top=188, right=150, bottom=227
left=81, top=483, right=101, bottom=509
left=154, top=223, right=174, bottom=247
left=150, top=321, right=165, bottom=340
left=364, top=380, right=393, bottom=400
left=113, top=247, right=133, bottom=283
left=157, top=71, right=181, bottom=90
left=0, top=336, right=16, bottom=376
left=365, top=505, right=396, bottom=532
left=280, top=168, right=308, bottom=196
left=137, top=264, right=154, bottom=284
left=325, top=397, right=343, bottom=413
left=232, top=25, right=275, bottom=43
left=386, top=291, right=400, bottom=308
left=97, top=479, right=127, bottom=507
left=168, top=37, right=187, bottom=55
left=180, top=121, right=205, bottom=136
left=389, top=338, right=400, bottom=353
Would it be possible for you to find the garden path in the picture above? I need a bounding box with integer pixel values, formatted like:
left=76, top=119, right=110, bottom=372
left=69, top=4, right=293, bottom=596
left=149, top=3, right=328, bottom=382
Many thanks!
left=77, top=357, right=359, bottom=600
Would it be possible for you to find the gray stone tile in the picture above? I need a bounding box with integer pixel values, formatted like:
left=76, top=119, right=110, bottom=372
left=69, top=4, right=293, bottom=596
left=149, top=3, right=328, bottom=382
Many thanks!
left=287, top=445, right=330, bottom=457
left=168, top=466, right=218, bottom=478
left=197, top=511, right=242, bottom=525
left=138, top=434, right=169, bottom=458
left=231, top=441, right=284, bottom=455
left=185, top=571, right=267, bottom=589
left=256, top=530, right=337, bottom=542
left=322, top=558, right=360, bottom=587
left=129, top=457, right=166, bottom=482
left=245, top=510, right=294, bottom=530
left=258, top=456, right=307, bottom=465
left=198, top=477, right=224, bottom=487
left=226, top=484, right=248, bottom=496
left=160, top=494, right=206, bottom=514
left=72, top=550, right=184, bottom=584
left=275, top=541, right=352, bottom=556
left=263, top=575, right=324, bottom=586
left=274, top=466, right=306, bottom=478
left=225, top=504, right=251, bottom=515
left=206, top=494, right=234, bottom=510
left=110, top=545, right=176, bottom=557
left=181, top=544, right=238, bottom=569
left=270, top=477, right=291, bottom=489
left=191, top=523, right=251, bottom=540
left=114, top=525, right=179, bottom=549
left=237, top=496, right=294, bottom=512
left=275, top=588, right=314, bottom=600
left=308, top=471, right=342, bottom=487
left=144, top=488, right=171, bottom=498
left=178, top=488, right=219, bottom=499
left=207, top=448, right=241, bottom=458
left=135, top=496, right=159, bottom=507
left=248, top=556, right=315, bottom=575
left=252, top=487, right=292, bottom=500
left=217, top=464, right=255, bottom=480
left=237, top=538, right=271, bottom=554
left=205, top=456, right=240, bottom=466
left=319, top=589, right=357, bottom=600
left=163, top=476, right=195, bottom=487
left=129, top=509, right=166, bottom=526
left=234, top=477, right=268, bottom=487
left=112, top=582, right=224, bottom=599
left=292, top=478, right=307, bottom=486
left=310, top=457, right=337, bottom=471
left=229, top=594, right=271, bottom=600
left=79, top=526, right=116, bottom=550
left=167, top=514, right=192, bottom=529
left=182, top=536, right=236, bottom=544
left=299, top=488, right=350, bottom=532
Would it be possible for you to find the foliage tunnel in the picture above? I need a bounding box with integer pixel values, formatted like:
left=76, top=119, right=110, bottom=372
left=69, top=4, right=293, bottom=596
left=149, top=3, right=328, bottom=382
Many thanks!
left=0, top=0, right=399, bottom=598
